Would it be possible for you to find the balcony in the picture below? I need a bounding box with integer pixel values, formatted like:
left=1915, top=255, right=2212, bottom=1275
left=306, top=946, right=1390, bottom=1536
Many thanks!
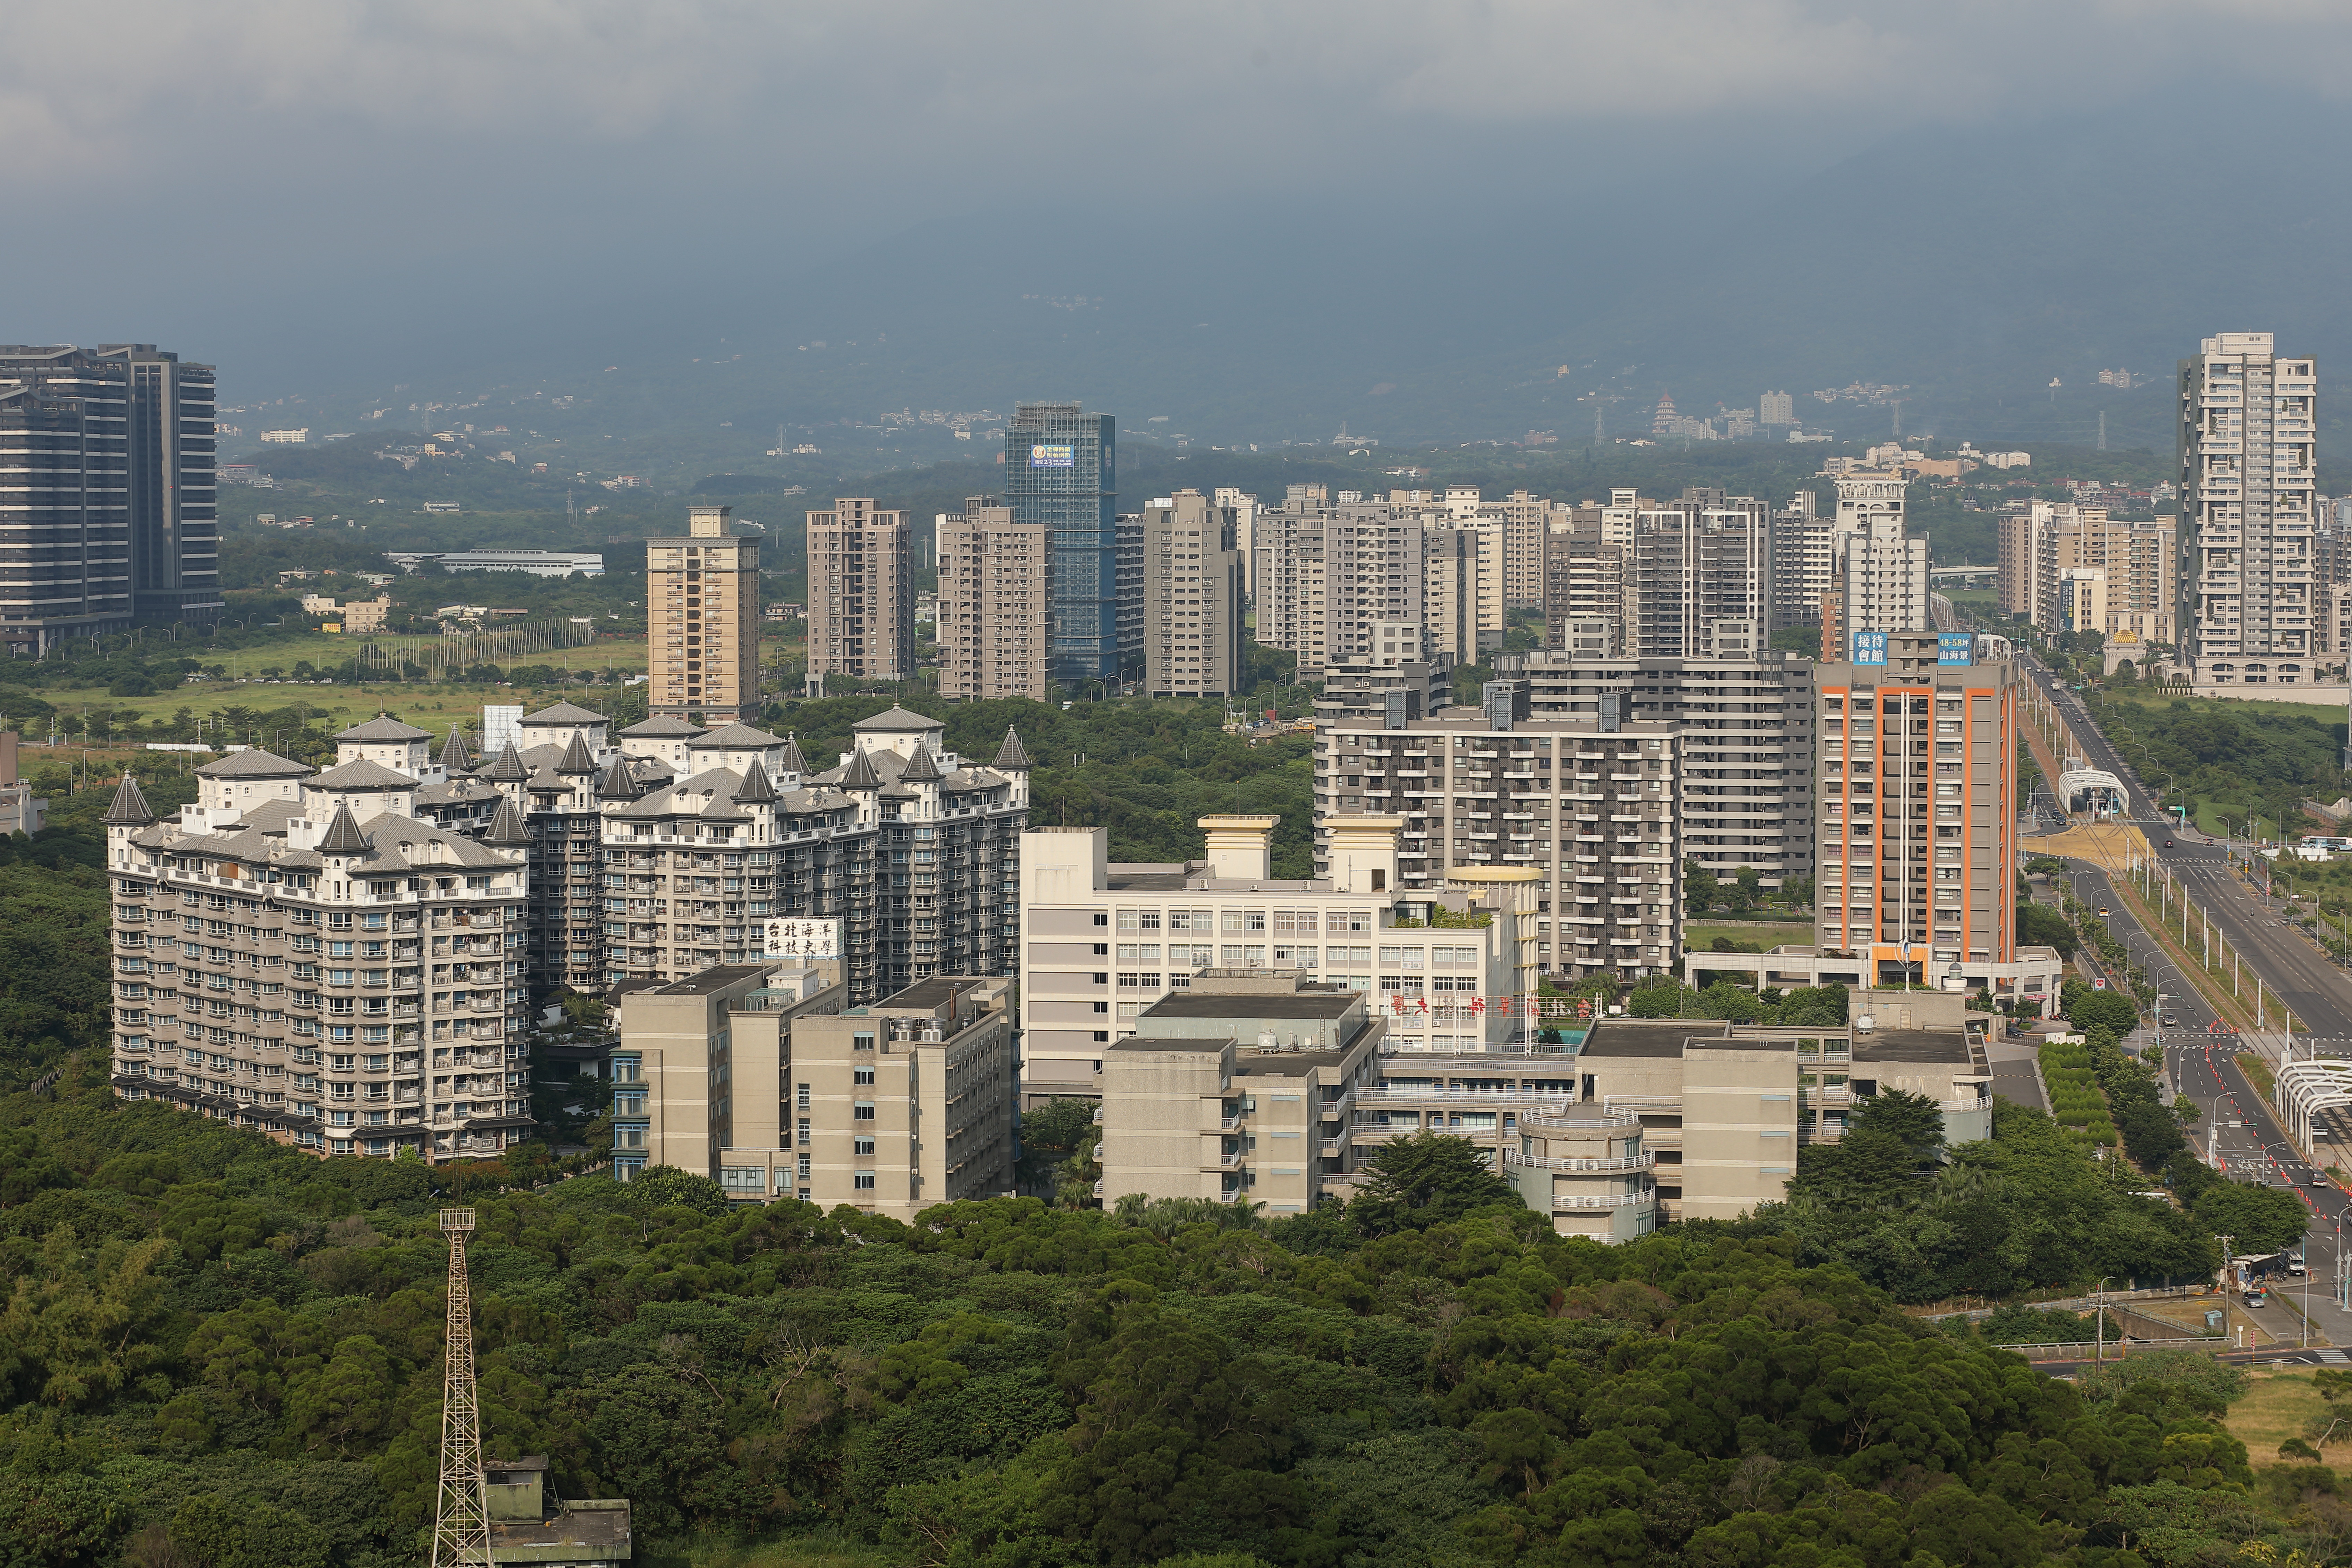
left=1548, top=1191, right=1656, bottom=1211
left=1506, top=1149, right=1655, bottom=1173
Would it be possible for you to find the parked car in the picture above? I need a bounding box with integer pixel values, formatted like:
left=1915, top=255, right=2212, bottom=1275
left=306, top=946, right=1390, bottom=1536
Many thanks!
left=2245, top=1286, right=2270, bottom=1307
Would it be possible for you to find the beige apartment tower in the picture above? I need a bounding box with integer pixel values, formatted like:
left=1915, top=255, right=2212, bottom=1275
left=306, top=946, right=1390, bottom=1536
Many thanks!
left=2182, top=332, right=2318, bottom=681
left=1142, top=489, right=1246, bottom=697
left=807, top=498, right=914, bottom=686
left=937, top=496, right=1051, bottom=702
left=647, top=505, right=762, bottom=723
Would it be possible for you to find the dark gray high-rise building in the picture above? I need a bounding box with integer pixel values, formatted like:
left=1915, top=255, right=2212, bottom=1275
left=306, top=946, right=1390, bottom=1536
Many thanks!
left=1006, top=402, right=1118, bottom=682
left=0, top=344, right=218, bottom=653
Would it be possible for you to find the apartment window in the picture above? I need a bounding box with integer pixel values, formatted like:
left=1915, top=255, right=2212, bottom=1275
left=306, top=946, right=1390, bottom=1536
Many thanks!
left=1092, top=1002, right=1109, bottom=1014
left=1116, top=973, right=1161, bottom=989
left=853, top=1102, right=875, bottom=1121
left=854, top=1172, right=876, bottom=1191
left=853, top=1032, right=875, bottom=1052
left=795, top=1082, right=810, bottom=1108
left=1115, top=944, right=1161, bottom=963
left=853, top=1137, right=875, bottom=1156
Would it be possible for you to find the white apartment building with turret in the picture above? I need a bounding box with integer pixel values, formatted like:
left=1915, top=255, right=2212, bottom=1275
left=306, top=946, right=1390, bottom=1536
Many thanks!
left=103, top=723, right=536, bottom=1161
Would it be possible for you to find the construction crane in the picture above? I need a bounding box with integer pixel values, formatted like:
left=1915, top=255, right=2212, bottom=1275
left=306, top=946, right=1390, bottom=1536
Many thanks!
left=432, top=1208, right=493, bottom=1568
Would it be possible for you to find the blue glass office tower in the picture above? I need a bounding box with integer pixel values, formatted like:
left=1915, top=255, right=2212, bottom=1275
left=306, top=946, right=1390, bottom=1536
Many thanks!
left=1006, top=402, right=1118, bottom=682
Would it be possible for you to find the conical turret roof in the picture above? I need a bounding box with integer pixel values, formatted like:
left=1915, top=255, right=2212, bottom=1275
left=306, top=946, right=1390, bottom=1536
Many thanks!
left=318, top=801, right=371, bottom=857
left=839, top=748, right=882, bottom=790
left=482, top=740, right=529, bottom=783
left=484, top=792, right=532, bottom=846
left=733, top=760, right=777, bottom=804
left=439, top=727, right=472, bottom=772
left=555, top=731, right=598, bottom=775
left=900, top=741, right=942, bottom=783
left=101, top=774, right=155, bottom=826
left=776, top=733, right=808, bottom=774
left=993, top=727, right=1034, bottom=770
left=596, top=756, right=641, bottom=801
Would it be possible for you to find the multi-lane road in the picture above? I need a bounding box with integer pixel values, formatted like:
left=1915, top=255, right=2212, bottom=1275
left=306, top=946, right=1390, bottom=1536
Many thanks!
left=2024, top=654, right=2352, bottom=1339
left=2025, top=656, right=2352, bottom=1043
left=2052, top=859, right=2352, bottom=1342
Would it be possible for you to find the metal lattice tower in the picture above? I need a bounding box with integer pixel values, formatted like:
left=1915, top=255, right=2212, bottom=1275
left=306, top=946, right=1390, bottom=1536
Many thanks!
left=432, top=1208, right=493, bottom=1568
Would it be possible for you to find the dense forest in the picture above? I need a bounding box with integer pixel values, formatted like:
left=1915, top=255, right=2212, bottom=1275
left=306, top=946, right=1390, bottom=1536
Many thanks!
left=1, top=1063, right=2339, bottom=1568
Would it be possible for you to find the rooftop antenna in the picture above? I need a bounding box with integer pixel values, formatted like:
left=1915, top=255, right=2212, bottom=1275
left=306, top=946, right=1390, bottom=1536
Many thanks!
left=432, top=1208, right=492, bottom=1568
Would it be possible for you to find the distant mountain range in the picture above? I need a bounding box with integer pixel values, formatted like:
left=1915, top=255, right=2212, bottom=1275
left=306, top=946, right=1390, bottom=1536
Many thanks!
left=227, top=90, right=2352, bottom=475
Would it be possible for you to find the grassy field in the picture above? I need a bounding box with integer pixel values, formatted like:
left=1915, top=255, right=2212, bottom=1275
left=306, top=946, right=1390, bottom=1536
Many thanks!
left=2226, top=1368, right=2352, bottom=1461
left=14, top=624, right=810, bottom=746
left=2102, top=691, right=2351, bottom=726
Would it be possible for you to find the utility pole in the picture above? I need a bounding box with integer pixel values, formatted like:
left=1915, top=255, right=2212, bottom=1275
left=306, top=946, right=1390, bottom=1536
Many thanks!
left=432, top=1208, right=492, bottom=1568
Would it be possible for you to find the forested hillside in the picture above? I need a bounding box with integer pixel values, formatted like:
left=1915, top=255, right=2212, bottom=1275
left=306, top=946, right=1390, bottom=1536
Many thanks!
left=2, top=1065, right=2345, bottom=1568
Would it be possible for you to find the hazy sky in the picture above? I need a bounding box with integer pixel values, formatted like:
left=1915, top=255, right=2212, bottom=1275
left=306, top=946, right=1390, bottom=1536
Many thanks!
left=9, top=1, right=2352, bottom=394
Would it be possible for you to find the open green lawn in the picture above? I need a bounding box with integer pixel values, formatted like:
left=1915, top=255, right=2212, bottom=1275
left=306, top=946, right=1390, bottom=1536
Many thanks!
left=2101, top=691, right=2347, bottom=725
left=1687, top=920, right=1813, bottom=953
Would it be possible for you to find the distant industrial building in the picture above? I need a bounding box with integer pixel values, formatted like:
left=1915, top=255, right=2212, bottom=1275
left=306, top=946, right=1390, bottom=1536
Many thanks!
left=382, top=549, right=605, bottom=577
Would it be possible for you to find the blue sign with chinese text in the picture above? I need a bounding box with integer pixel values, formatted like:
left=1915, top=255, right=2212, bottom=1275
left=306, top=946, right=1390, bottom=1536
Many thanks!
left=1851, top=630, right=1888, bottom=665
left=1938, top=632, right=1975, bottom=665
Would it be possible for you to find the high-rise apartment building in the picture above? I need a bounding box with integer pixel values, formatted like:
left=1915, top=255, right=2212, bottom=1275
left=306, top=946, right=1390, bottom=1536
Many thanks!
left=1813, top=630, right=2016, bottom=985
left=0, top=344, right=220, bottom=651
left=1315, top=694, right=1684, bottom=980
left=100, top=345, right=222, bottom=621
left=1999, top=503, right=2178, bottom=647
left=1015, top=817, right=1524, bottom=1106
left=1820, top=475, right=1929, bottom=651
left=1542, top=519, right=1627, bottom=655
left=1254, top=490, right=1486, bottom=672
left=1768, top=491, right=1832, bottom=630
left=1760, top=390, right=1796, bottom=427
left=806, top=497, right=913, bottom=685
left=1486, top=489, right=1562, bottom=609
left=600, top=708, right=1030, bottom=1002
left=936, top=496, right=1051, bottom=702
left=2182, top=332, right=2319, bottom=682
left=1141, top=489, right=1245, bottom=696
left=1007, top=403, right=1119, bottom=682
left=1116, top=511, right=1145, bottom=683
left=646, top=505, right=760, bottom=723
left=1628, top=489, right=1772, bottom=658
left=102, top=762, right=536, bottom=1162
left=1253, top=485, right=1332, bottom=671
left=1214, top=487, right=1259, bottom=599
left=1492, top=649, right=1815, bottom=891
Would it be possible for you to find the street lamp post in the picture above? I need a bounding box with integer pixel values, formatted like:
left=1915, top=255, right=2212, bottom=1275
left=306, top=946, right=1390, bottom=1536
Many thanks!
left=2094, top=1276, right=2111, bottom=1364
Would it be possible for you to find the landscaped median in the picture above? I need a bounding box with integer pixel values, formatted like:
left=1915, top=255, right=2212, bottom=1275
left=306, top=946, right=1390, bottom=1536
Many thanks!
left=2039, top=1036, right=2119, bottom=1149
